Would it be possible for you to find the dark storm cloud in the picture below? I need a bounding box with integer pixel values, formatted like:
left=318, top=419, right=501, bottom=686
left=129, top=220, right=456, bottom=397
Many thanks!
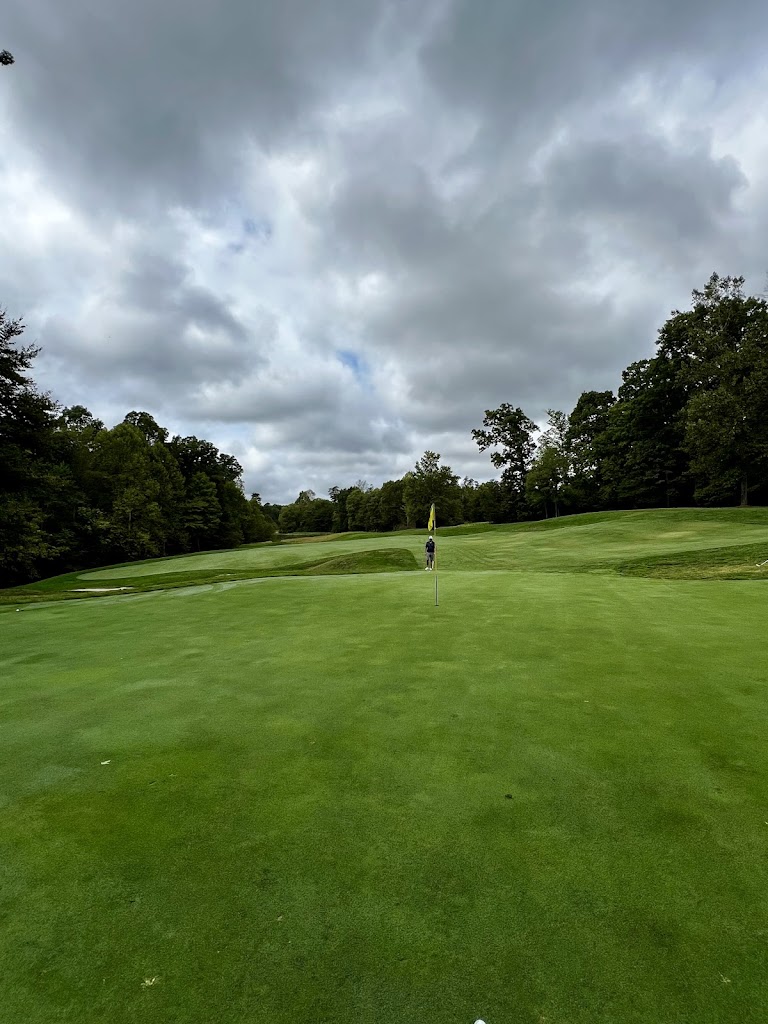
left=313, top=125, right=657, bottom=420
left=307, top=0, right=767, bottom=447
left=2, top=0, right=394, bottom=211
left=421, top=0, right=768, bottom=129
left=544, top=133, right=747, bottom=246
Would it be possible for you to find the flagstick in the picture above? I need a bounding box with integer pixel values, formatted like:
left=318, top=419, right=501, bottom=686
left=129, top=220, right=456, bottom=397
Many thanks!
left=427, top=503, right=438, bottom=607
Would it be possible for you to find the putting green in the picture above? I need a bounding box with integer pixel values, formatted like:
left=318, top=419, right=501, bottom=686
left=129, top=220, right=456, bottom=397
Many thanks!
left=1, top=510, right=767, bottom=1023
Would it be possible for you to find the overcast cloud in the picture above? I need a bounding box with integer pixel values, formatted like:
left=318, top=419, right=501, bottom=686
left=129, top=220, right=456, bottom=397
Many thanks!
left=2, top=0, right=767, bottom=502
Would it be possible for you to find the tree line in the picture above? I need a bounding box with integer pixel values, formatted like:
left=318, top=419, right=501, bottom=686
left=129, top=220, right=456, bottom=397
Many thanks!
left=272, top=274, right=768, bottom=529
left=520, top=272, right=768, bottom=517
left=3, top=272, right=768, bottom=584
left=0, top=311, right=275, bottom=586
left=267, top=452, right=509, bottom=535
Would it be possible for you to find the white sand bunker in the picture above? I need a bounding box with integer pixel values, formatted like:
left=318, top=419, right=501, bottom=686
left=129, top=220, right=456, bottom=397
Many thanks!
left=71, top=587, right=134, bottom=593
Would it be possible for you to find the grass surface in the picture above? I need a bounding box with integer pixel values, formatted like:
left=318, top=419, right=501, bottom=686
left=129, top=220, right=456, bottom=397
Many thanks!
left=7, top=507, right=768, bottom=606
left=2, top=509, right=768, bottom=1023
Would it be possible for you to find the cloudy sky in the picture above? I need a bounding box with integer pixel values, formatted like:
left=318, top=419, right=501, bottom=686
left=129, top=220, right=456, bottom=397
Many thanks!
left=2, top=1, right=768, bottom=502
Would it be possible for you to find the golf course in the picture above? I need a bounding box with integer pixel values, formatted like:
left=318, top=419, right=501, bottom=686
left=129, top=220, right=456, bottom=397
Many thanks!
left=2, top=507, right=767, bottom=1024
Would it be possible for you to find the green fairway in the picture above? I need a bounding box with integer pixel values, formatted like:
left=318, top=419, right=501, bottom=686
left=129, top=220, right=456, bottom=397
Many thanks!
left=2, top=510, right=768, bottom=1023
left=73, top=506, right=768, bottom=578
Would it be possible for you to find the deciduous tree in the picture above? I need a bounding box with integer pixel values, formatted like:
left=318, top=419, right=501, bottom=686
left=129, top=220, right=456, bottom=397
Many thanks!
left=472, top=404, right=537, bottom=520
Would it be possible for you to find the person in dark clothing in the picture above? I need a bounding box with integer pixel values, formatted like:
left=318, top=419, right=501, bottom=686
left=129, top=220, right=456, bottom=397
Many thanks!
left=425, top=535, right=436, bottom=570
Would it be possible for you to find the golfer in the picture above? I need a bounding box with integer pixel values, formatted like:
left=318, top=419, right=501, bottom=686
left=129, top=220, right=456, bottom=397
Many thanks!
left=425, top=535, right=436, bottom=570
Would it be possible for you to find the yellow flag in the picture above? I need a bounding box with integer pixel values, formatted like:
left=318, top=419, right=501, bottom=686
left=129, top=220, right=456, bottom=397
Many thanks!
left=427, top=503, right=435, bottom=532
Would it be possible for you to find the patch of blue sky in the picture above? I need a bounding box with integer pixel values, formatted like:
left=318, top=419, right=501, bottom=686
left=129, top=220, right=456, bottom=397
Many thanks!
left=336, top=349, right=372, bottom=390
left=243, top=217, right=273, bottom=240
left=227, top=216, right=273, bottom=256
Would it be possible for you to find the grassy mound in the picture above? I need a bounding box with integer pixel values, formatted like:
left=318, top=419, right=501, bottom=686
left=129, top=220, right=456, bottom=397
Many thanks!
left=618, top=541, right=768, bottom=579
left=0, top=547, right=418, bottom=607
left=301, top=547, right=417, bottom=575
left=513, top=505, right=768, bottom=531
left=6, top=506, right=768, bottom=608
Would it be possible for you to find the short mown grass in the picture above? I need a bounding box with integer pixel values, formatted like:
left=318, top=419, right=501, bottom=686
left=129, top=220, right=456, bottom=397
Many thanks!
left=617, top=541, right=768, bottom=579
left=0, top=547, right=418, bottom=606
left=1, top=509, right=768, bottom=1023
left=7, top=507, right=768, bottom=607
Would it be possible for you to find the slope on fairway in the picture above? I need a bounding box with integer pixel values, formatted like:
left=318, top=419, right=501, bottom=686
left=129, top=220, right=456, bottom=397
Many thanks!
left=1, top=513, right=768, bottom=1023
left=6, top=508, right=768, bottom=607
left=57, top=506, right=768, bottom=587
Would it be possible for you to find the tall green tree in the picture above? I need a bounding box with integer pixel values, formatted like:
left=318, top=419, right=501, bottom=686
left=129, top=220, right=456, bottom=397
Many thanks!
left=403, top=451, right=462, bottom=527
left=124, top=410, right=168, bottom=445
left=278, top=503, right=303, bottom=534
left=360, top=490, right=384, bottom=532
left=0, top=312, right=63, bottom=583
left=329, top=485, right=357, bottom=532
left=45, top=406, right=105, bottom=567
left=540, top=409, right=568, bottom=449
left=183, top=472, right=222, bottom=549
left=302, top=498, right=335, bottom=533
left=472, top=404, right=537, bottom=521
left=327, top=481, right=405, bottom=533
left=460, top=478, right=506, bottom=523
left=169, top=435, right=242, bottom=486
left=526, top=446, right=566, bottom=518
left=245, top=494, right=277, bottom=543
left=565, top=390, right=615, bottom=510
left=123, top=412, right=186, bottom=552
left=0, top=310, right=272, bottom=581
left=345, top=488, right=366, bottom=531
left=597, top=356, right=691, bottom=510
left=378, top=479, right=405, bottom=531
left=674, top=276, right=768, bottom=505
left=169, top=434, right=250, bottom=547
left=89, top=423, right=166, bottom=560
left=262, top=502, right=283, bottom=527
left=526, top=412, right=571, bottom=517
left=216, top=479, right=249, bottom=547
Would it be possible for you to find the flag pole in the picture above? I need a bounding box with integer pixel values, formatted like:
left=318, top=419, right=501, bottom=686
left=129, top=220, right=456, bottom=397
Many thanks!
left=429, top=503, right=438, bottom=607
